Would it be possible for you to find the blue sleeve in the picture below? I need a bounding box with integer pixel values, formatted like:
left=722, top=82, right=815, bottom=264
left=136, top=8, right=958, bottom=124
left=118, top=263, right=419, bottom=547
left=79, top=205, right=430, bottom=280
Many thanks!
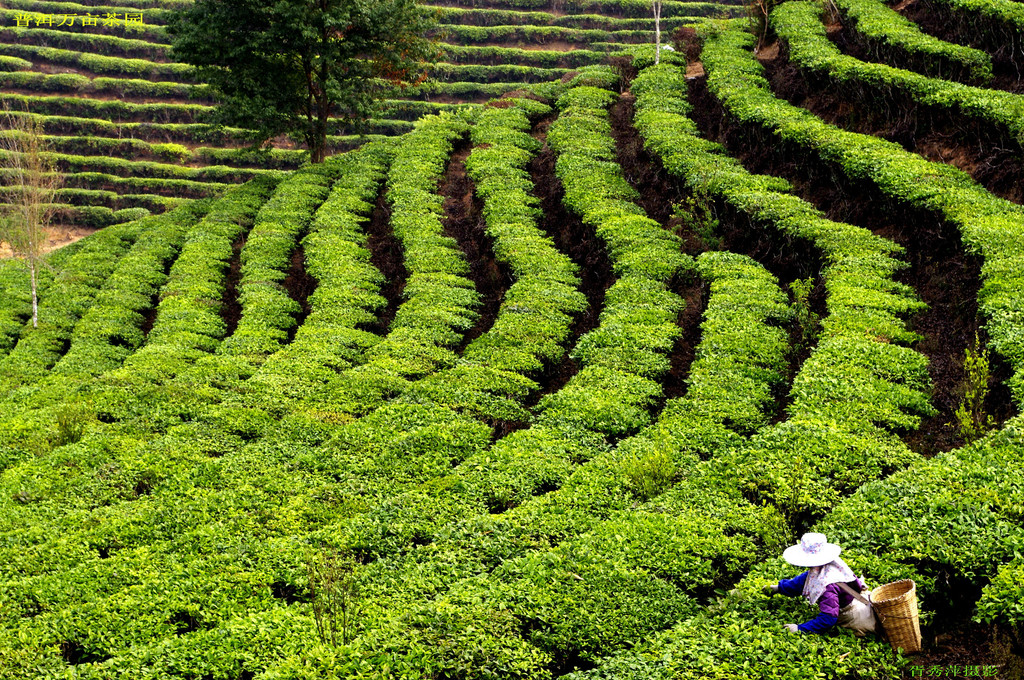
left=797, top=586, right=840, bottom=634
left=797, top=611, right=839, bottom=634
left=777, top=571, right=808, bottom=597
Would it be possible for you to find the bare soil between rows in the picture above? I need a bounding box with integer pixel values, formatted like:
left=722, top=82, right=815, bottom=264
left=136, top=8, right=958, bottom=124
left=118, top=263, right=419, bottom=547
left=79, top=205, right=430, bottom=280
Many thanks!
left=439, top=139, right=509, bottom=353
left=751, top=45, right=1017, bottom=452
left=524, top=113, right=613, bottom=406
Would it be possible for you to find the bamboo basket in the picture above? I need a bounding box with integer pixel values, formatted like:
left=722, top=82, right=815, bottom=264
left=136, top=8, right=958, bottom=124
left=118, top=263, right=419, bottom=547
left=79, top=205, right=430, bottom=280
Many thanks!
left=871, top=579, right=922, bottom=654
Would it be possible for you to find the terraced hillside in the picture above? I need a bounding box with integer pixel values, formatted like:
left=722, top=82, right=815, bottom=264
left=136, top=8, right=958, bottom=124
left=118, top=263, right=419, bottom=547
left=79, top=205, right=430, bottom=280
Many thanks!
left=2, top=2, right=1024, bottom=679
left=0, top=0, right=744, bottom=234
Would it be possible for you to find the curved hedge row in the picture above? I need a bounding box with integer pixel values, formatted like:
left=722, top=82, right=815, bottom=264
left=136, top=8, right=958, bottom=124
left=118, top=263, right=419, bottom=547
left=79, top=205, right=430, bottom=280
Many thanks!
left=403, top=95, right=587, bottom=417
left=433, top=6, right=723, bottom=28
left=315, top=113, right=480, bottom=417
left=0, top=218, right=142, bottom=402
left=0, top=179, right=276, bottom=475
left=240, top=143, right=393, bottom=410
left=833, top=0, right=992, bottom=83
left=0, top=42, right=195, bottom=81
left=702, top=24, right=1024, bottom=409
left=772, top=2, right=1024, bottom=147
left=50, top=201, right=206, bottom=379
left=919, top=0, right=1024, bottom=61
left=109, top=176, right=281, bottom=388
left=632, top=57, right=931, bottom=523
left=214, top=161, right=343, bottom=363
left=1, top=70, right=212, bottom=101
left=0, top=260, right=38, bottom=359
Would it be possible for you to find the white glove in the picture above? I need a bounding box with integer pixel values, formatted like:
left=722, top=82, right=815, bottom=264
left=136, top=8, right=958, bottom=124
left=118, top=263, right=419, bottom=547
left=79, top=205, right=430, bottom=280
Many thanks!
left=784, top=623, right=800, bottom=634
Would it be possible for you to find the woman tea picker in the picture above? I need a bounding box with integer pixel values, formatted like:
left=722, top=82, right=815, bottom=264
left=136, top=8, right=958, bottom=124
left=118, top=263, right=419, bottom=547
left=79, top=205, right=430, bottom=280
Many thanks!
left=764, top=533, right=877, bottom=635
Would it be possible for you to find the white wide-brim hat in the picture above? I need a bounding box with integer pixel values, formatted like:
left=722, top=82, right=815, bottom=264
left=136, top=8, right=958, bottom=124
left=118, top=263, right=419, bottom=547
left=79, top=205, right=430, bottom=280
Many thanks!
left=782, top=532, right=842, bottom=567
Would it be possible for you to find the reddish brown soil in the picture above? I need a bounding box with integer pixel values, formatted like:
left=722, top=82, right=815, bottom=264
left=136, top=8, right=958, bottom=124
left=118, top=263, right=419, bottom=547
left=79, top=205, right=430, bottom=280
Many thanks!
left=903, top=622, right=1024, bottom=680
left=438, top=140, right=509, bottom=353
left=220, top=234, right=245, bottom=337
left=525, top=115, right=613, bottom=404
left=782, top=28, right=1024, bottom=205
left=759, top=48, right=1018, bottom=449
left=609, top=93, right=704, bottom=403
left=280, top=245, right=316, bottom=344
left=689, top=59, right=1009, bottom=454
left=365, top=185, right=407, bottom=335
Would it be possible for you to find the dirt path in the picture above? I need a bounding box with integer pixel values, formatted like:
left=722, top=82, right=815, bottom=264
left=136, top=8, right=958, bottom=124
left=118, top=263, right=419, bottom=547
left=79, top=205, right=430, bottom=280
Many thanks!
left=525, top=114, right=613, bottom=404
left=438, top=140, right=508, bottom=353
left=364, top=184, right=407, bottom=335
left=0, top=225, right=95, bottom=259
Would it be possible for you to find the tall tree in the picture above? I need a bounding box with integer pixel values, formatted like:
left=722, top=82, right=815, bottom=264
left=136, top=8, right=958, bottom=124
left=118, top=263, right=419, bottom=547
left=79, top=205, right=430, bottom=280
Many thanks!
left=168, top=0, right=439, bottom=163
left=0, top=112, right=59, bottom=329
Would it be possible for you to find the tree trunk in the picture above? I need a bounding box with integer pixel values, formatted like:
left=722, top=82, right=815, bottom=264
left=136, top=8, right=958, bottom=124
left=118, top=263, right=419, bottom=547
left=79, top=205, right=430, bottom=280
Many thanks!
left=310, top=136, right=326, bottom=164
left=30, top=259, right=38, bottom=329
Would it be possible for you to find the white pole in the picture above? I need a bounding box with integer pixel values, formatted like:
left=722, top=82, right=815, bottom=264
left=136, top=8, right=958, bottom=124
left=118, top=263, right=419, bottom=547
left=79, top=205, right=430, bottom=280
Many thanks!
left=654, top=1, right=663, bottom=65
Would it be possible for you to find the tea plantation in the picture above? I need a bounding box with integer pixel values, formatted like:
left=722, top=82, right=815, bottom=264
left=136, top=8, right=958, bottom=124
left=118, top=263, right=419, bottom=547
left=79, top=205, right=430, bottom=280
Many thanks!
left=1, top=0, right=1023, bottom=678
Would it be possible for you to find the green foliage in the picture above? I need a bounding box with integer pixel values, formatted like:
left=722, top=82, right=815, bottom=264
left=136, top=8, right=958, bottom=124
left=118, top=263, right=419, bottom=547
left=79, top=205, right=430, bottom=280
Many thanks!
left=316, top=114, right=478, bottom=416
left=621, top=447, right=675, bottom=500
left=50, top=202, right=207, bottom=380
left=168, top=0, right=440, bottom=162
left=216, top=165, right=340, bottom=361
left=150, top=142, right=190, bottom=163
left=111, top=176, right=279, bottom=387
left=977, top=557, right=1024, bottom=627
left=700, top=24, right=1024, bottom=411
left=307, top=549, right=361, bottom=647
left=0, top=260, right=37, bottom=358
left=0, top=41, right=198, bottom=80
left=789, top=275, right=820, bottom=348
left=0, top=55, right=31, bottom=72
left=952, top=332, right=997, bottom=443
left=1, top=92, right=212, bottom=125
left=771, top=2, right=1024, bottom=145
left=0, top=70, right=211, bottom=99
left=240, top=143, right=390, bottom=408
left=920, top=0, right=1024, bottom=55
left=632, top=58, right=932, bottom=523
left=833, top=0, right=992, bottom=83
left=674, top=187, right=721, bottom=249
left=0, top=219, right=142, bottom=398
left=445, top=44, right=612, bottom=68
left=54, top=402, right=91, bottom=448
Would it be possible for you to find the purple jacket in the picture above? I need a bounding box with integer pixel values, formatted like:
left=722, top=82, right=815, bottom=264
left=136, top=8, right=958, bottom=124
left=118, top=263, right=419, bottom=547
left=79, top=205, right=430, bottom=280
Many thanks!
left=777, top=571, right=866, bottom=633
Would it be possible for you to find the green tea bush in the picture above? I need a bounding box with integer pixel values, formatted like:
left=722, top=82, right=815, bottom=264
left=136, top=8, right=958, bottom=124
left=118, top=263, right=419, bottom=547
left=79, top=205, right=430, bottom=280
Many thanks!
left=239, top=143, right=392, bottom=409
left=772, top=2, right=1022, bottom=144
left=632, top=58, right=931, bottom=523
left=0, top=218, right=141, bottom=400
left=51, top=202, right=207, bottom=380
left=0, top=55, right=31, bottom=71
left=834, top=0, right=992, bottom=83
left=316, top=114, right=479, bottom=416
left=700, top=24, right=1024, bottom=408
left=113, top=176, right=280, bottom=387
left=216, top=165, right=339, bottom=362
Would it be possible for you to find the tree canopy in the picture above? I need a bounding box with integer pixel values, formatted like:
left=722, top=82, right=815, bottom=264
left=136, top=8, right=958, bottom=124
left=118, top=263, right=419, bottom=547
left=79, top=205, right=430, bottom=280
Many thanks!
left=168, top=0, right=440, bottom=163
